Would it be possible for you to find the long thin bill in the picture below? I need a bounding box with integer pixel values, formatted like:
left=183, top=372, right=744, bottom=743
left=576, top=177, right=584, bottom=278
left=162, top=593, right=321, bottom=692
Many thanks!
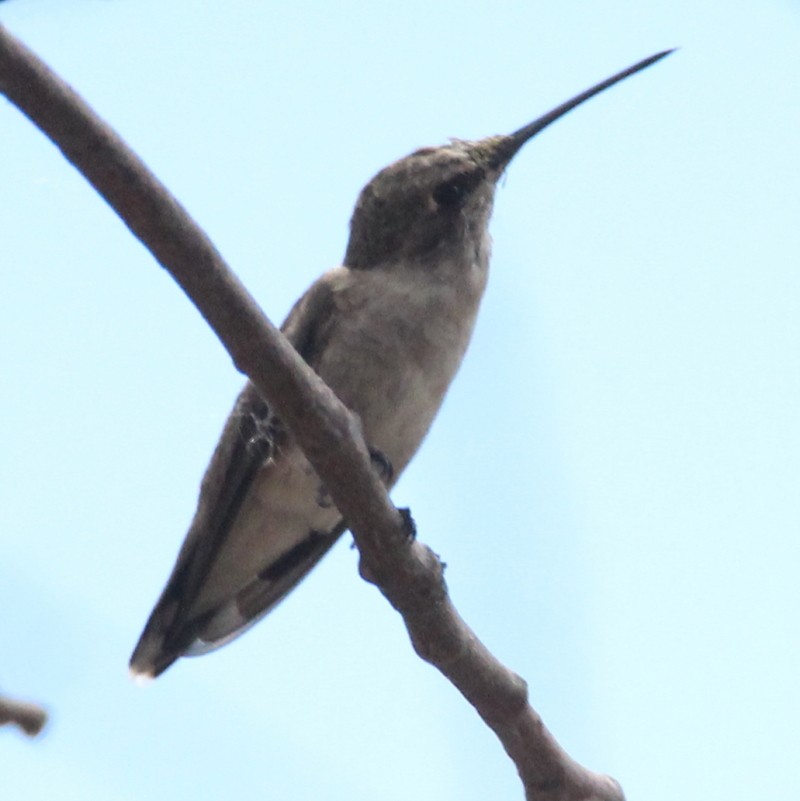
left=493, top=49, right=675, bottom=167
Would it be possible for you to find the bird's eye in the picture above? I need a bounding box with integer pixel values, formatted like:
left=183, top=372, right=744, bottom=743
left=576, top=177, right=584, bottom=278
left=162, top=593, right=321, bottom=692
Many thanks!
left=433, top=177, right=468, bottom=207
left=432, top=168, right=484, bottom=208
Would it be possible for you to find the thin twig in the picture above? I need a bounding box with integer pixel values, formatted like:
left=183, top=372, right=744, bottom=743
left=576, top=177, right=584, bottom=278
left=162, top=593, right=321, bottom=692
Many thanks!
left=0, top=695, right=47, bottom=737
left=0, top=23, right=622, bottom=800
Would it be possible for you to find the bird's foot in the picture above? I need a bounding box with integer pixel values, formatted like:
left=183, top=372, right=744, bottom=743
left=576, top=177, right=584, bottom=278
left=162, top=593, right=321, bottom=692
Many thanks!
left=317, top=448, right=393, bottom=511
left=368, top=447, right=394, bottom=484
left=398, top=507, right=416, bottom=541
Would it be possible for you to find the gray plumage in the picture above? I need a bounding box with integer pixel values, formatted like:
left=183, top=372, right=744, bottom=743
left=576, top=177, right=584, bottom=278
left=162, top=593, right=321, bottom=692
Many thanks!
left=130, top=50, right=672, bottom=679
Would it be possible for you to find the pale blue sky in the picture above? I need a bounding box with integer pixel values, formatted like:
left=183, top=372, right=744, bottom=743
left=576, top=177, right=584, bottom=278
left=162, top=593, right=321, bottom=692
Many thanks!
left=1, top=1, right=799, bottom=799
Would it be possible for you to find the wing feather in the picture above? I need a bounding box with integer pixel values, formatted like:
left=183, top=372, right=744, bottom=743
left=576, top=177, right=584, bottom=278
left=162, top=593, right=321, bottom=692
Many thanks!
left=130, top=273, right=345, bottom=677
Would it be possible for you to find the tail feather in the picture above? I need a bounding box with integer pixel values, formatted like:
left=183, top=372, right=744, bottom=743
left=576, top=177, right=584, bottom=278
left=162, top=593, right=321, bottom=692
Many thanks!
left=129, top=600, right=185, bottom=679
left=129, top=523, right=346, bottom=680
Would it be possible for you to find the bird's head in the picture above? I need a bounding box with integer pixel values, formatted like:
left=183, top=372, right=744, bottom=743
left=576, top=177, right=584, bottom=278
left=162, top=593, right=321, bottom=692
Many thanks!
left=344, top=49, right=674, bottom=273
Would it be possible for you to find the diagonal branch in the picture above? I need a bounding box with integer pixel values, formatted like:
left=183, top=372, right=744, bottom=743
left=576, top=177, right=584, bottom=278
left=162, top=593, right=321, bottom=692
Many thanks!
left=0, top=23, right=622, bottom=800
left=0, top=695, right=47, bottom=737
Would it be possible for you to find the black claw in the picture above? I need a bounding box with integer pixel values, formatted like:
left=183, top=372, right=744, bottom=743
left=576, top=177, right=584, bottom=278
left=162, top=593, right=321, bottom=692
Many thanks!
left=368, top=447, right=394, bottom=483
left=398, top=507, right=416, bottom=541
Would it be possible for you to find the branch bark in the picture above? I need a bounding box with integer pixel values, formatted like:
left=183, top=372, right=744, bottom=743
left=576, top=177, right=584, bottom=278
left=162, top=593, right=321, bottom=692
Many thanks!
left=0, top=23, right=622, bottom=800
left=0, top=695, right=47, bottom=737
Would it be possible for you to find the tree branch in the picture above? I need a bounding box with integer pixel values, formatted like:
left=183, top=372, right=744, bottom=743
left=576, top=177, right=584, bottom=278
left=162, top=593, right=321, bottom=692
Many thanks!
left=0, top=695, right=47, bottom=737
left=0, top=23, right=622, bottom=800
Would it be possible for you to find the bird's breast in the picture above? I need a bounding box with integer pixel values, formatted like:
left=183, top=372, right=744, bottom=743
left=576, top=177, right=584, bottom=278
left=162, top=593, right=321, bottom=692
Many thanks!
left=316, top=257, right=487, bottom=475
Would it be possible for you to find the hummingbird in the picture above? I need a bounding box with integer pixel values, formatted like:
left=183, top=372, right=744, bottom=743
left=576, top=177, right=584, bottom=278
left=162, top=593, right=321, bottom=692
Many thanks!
left=130, top=50, right=673, bottom=679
